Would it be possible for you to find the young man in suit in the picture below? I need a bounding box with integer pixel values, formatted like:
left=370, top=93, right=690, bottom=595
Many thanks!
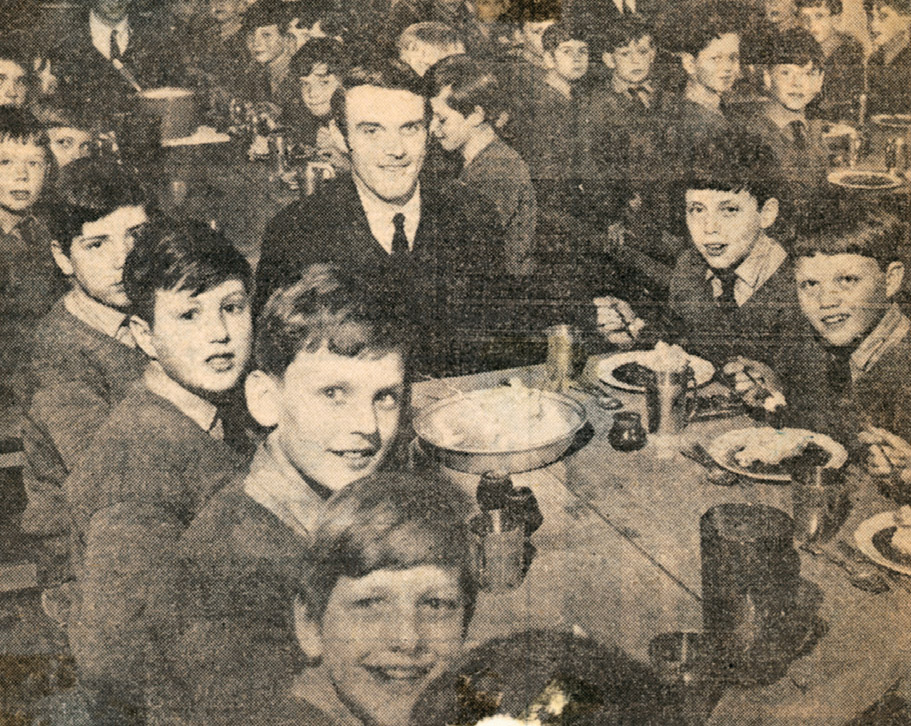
left=256, top=60, right=506, bottom=377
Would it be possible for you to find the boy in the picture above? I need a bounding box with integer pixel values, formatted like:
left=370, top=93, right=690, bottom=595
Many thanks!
left=596, top=129, right=804, bottom=367
left=63, top=218, right=254, bottom=718
left=0, top=42, right=30, bottom=108
left=151, top=265, right=410, bottom=723
left=429, top=55, right=536, bottom=277
left=0, top=107, right=67, bottom=403
left=733, top=206, right=911, bottom=450
left=33, top=105, right=93, bottom=170
left=865, top=0, right=911, bottom=115
left=236, top=0, right=297, bottom=112
left=285, top=37, right=346, bottom=154
left=766, top=0, right=799, bottom=29
left=397, top=22, right=466, bottom=77
left=19, top=159, right=148, bottom=582
left=796, top=0, right=864, bottom=120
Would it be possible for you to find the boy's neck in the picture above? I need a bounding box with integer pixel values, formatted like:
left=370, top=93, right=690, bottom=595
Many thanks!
left=0, top=206, right=26, bottom=235
left=545, top=71, right=573, bottom=99
left=462, top=124, right=497, bottom=166
left=685, top=79, right=722, bottom=111
left=764, top=99, right=806, bottom=127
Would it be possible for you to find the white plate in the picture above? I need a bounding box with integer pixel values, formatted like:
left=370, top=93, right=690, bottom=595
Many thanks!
left=597, top=350, right=715, bottom=392
left=706, top=427, right=848, bottom=482
left=162, top=126, right=231, bottom=147
left=821, top=122, right=856, bottom=138
left=855, top=511, right=911, bottom=577
left=872, top=113, right=911, bottom=129
left=827, top=169, right=903, bottom=190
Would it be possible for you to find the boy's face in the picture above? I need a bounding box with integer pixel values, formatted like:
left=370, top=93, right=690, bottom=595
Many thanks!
left=0, top=60, right=28, bottom=108
left=547, top=40, right=589, bottom=81
left=685, top=188, right=777, bottom=270
left=247, top=24, right=287, bottom=65
left=765, top=62, right=823, bottom=111
left=0, top=140, right=46, bottom=215
left=606, top=35, right=656, bottom=85
left=137, top=279, right=252, bottom=396
left=311, top=565, right=466, bottom=726
left=869, top=3, right=910, bottom=47
left=431, top=89, right=477, bottom=152
left=476, top=0, right=508, bottom=22
left=766, top=0, right=797, bottom=26
left=688, top=33, right=740, bottom=95
left=209, top=0, right=242, bottom=23
left=56, top=205, right=147, bottom=310
left=266, top=346, right=404, bottom=492
left=300, top=63, right=339, bottom=117
left=799, top=4, right=836, bottom=44
left=341, top=85, right=427, bottom=205
left=796, top=253, right=902, bottom=347
left=522, top=20, right=556, bottom=59
left=48, top=126, right=91, bottom=169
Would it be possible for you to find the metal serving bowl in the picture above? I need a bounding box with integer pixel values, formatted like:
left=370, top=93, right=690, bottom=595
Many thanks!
left=413, top=388, right=588, bottom=474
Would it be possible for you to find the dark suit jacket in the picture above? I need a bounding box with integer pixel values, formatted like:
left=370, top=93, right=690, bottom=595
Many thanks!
left=257, top=177, right=507, bottom=377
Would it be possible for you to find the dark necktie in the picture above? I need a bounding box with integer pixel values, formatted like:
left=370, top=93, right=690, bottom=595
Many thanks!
left=789, top=120, right=807, bottom=151
left=824, top=345, right=853, bottom=397
left=391, top=213, right=409, bottom=258
left=714, top=268, right=739, bottom=314
left=110, top=28, right=122, bottom=61
left=628, top=85, right=651, bottom=110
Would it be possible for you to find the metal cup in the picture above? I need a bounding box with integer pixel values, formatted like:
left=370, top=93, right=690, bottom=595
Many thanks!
left=788, top=464, right=847, bottom=545
left=545, top=324, right=575, bottom=391
left=645, top=366, right=695, bottom=435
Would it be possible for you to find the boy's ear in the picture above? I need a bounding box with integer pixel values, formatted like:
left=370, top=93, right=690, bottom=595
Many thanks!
left=885, top=261, right=905, bottom=298
left=244, top=369, right=281, bottom=428
left=542, top=50, right=555, bottom=69
left=602, top=51, right=615, bottom=69
left=467, top=105, right=486, bottom=128
left=680, top=52, right=696, bottom=78
left=50, top=240, right=74, bottom=276
left=762, top=68, right=772, bottom=91
left=129, top=315, right=158, bottom=360
left=293, top=595, right=324, bottom=661
left=328, top=119, right=348, bottom=154
left=759, top=197, right=779, bottom=229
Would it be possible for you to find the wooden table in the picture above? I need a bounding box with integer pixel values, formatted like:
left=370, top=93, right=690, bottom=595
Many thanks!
left=412, top=360, right=911, bottom=725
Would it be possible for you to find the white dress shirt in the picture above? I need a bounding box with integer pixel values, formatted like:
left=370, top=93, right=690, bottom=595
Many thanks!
left=353, top=175, right=421, bottom=255
left=614, top=0, right=636, bottom=13
left=90, top=11, right=130, bottom=60
left=705, top=234, right=788, bottom=308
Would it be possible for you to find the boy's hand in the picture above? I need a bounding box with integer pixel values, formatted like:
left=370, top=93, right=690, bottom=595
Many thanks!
left=859, top=426, right=911, bottom=483
left=592, top=296, right=644, bottom=347
left=722, top=357, right=786, bottom=411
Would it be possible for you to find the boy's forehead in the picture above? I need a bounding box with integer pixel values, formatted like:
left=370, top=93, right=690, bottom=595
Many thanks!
left=558, top=39, right=588, bottom=49
left=333, top=564, right=461, bottom=597
left=0, top=59, right=26, bottom=76
left=686, top=187, right=758, bottom=205
left=156, top=277, right=248, bottom=305
left=614, top=35, right=654, bottom=52
left=285, top=344, right=405, bottom=383
left=0, top=138, right=46, bottom=156
left=796, top=252, right=883, bottom=274
left=303, top=63, right=332, bottom=78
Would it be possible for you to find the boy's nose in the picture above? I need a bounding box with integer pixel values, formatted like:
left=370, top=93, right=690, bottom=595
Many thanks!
left=206, top=311, right=231, bottom=341
left=818, top=284, right=842, bottom=308
left=14, top=161, right=29, bottom=181
left=350, top=401, right=380, bottom=437
left=387, top=608, right=423, bottom=654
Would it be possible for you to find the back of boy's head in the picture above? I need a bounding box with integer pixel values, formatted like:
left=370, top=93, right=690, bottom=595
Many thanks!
left=541, top=22, right=585, bottom=53
left=255, top=263, right=411, bottom=378
left=288, top=36, right=347, bottom=79
left=765, top=26, right=823, bottom=67
left=0, top=106, right=48, bottom=149
left=397, top=21, right=465, bottom=55
left=49, top=158, right=147, bottom=256
left=865, top=0, right=911, bottom=14
left=795, top=0, right=842, bottom=14
left=428, top=54, right=503, bottom=123
left=793, top=202, right=906, bottom=268
left=298, top=470, right=477, bottom=627
left=240, top=0, right=292, bottom=34
left=124, top=218, right=252, bottom=324
left=663, top=0, right=744, bottom=56
left=597, top=13, right=654, bottom=56
left=685, top=129, right=781, bottom=205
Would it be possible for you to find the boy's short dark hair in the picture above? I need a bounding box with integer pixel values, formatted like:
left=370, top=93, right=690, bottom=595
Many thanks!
left=397, top=21, right=465, bottom=54
left=795, top=0, right=842, bottom=14
left=31, top=103, right=93, bottom=132
left=685, top=128, right=781, bottom=205
left=765, top=27, right=824, bottom=67
left=0, top=39, right=29, bottom=74
left=255, top=264, right=410, bottom=377
left=0, top=106, right=48, bottom=148
left=428, top=55, right=504, bottom=123
left=541, top=22, right=586, bottom=53
left=124, top=218, right=252, bottom=324
left=793, top=203, right=906, bottom=268
left=597, top=13, right=654, bottom=56
left=49, top=158, right=147, bottom=256
left=240, top=0, right=292, bottom=33
left=518, top=0, right=560, bottom=23
left=330, top=59, right=430, bottom=138
left=288, top=36, right=347, bottom=79
left=865, top=0, right=911, bottom=14
left=662, top=0, right=744, bottom=57
left=297, top=470, right=477, bottom=628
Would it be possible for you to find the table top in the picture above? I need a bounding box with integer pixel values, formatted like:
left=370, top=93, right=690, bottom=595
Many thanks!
left=412, top=359, right=911, bottom=725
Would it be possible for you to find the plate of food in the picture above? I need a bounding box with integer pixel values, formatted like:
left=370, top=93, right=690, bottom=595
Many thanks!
left=597, top=341, right=715, bottom=392
left=827, top=169, right=903, bottom=190
left=855, top=506, right=911, bottom=577
left=413, top=381, right=587, bottom=473
left=872, top=113, right=911, bottom=129
left=706, top=427, right=848, bottom=482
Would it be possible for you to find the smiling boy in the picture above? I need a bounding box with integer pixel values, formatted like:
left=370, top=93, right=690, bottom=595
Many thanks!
left=63, top=219, right=253, bottom=719
left=285, top=37, right=345, bottom=156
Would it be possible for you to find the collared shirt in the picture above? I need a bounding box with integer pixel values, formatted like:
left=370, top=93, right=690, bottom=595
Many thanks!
left=354, top=175, right=421, bottom=254
left=90, top=10, right=130, bottom=60
left=705, top=234, right=788, bottom=308
left=243, top=438, right=325, bottom=538
left=64, top=287, right=135, bottom=347
left=851, top=303, right=911, bottom=380
left=143, top=361, right=222, bottom=439
left=612, top=74, right=653, bottom=106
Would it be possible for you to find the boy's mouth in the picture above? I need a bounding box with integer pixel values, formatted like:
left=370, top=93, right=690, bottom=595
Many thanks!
left=206, top=352, right=235, bottom=371
left=9, top=191, right=31, bottom=201
left=704, top=243, right=728, bottom=256
left=821, top=313, right=850, bottom=327
left=364, top=663, right=433, bottom=683
left=329, top=447, right=379, bottom=467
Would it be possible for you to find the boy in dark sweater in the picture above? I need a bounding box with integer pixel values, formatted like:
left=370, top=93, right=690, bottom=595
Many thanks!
left=151, top=264, right=410, bottom=724
left=866, top=0, right=911, bottom=115
left=63, top=218, right=254, bottom=719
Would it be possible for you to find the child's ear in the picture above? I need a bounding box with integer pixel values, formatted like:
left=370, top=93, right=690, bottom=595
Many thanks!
left=244, top=369, right=281, bottom=428
left=328, top=119, right=348, bottom=154
left=293, top=595, right=324, bottom=661
left=129, top=315, right=158, bottom=360
left=602, top=51, right=615, bottom=69
left=50, top=240, right=74, bottom=276
left=542, top=51, right=555, bottom=69
left=467, top=105, right=486, bottom=127
left=680, top=52, right=696, bottom=78
left=762, top=69, right=772, bottom=91
left=759, top=197, right=779, bottom=229
left=885, top=261, right=905, bottom=298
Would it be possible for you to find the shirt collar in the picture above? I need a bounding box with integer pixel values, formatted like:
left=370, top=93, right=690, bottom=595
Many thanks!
left=291, top=665, right=364, bottom=726
left=143, top=361, right=221, bottom=435
left=64, top=287, right=134, bottom=344
left=612, top=74, right=652, bottom=97
left=851, top=303, right=910, bottom=375
left=90, top=10, right=130, bottom=48
left=353, top=174, right=421, bottom=253
left=242, top=437, right=327, bottom=538
left=705, top=234, right=787, bottom=305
